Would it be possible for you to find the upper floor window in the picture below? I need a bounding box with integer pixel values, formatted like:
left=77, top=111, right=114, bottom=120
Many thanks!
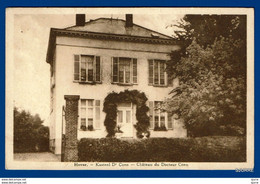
left=149, top=101, right=173, bottom=131
left=148, top=59, right=168, bottom=86
left=112, top=57, right=137, bottom=85
left=74, top=55, right=101, bottom=83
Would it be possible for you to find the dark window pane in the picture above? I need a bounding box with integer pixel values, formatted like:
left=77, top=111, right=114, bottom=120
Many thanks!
left=112, top=58, right=118, bottom=82
left=160, top=115, right=165, bottom=127
left=155, top=116, right=159, bottom=127
left=87, top=57, right=94, bottom=81
left=81, top=118, right=86, bottom=126
left=119, top=60, right=124, bottom=83
left=154, top=60, right=159, bottom=84
left=96, top=56, right=101, bottom=82
left=160, top=62, right=165, bottom=85
left=88, top=69, right=93, bottom=81
left=119, top=71, right=124, bottom=83
left=81, top=99, right=86, bottom=106
left=133, top=59, right=137, bottom=83
left=81, top=62, right=86, bottom=81
left=125, top=71, right=130, bottom=83
left=88, top=100, right=93, bottom=107
left=125, top=60, right=130, bottom=83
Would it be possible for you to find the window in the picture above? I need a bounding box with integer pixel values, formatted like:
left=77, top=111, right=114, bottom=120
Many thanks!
left=80, top=99, right=101, bottom=131
left=74, top=55, right=101, bottom=83
left=148, top=59, right=168, bottom=86
left=149, top=101, right=173, bottom=130
left=112, top=57, right=137, bottom=84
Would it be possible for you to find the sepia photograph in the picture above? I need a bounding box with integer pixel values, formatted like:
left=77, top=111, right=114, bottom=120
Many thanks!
left=5, top=8, right=254, bottom=170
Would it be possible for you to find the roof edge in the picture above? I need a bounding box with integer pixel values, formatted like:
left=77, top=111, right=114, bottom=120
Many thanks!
left=65, top=17, right=174, bottom=39
left=46, top=28, right=181, bottom=64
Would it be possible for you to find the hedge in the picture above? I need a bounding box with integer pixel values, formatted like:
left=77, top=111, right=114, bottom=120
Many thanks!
left=78, top=136, right=246, bottom=162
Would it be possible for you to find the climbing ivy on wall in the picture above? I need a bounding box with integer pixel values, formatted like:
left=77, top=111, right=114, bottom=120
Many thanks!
left=103, top=90, right=150, bottom=138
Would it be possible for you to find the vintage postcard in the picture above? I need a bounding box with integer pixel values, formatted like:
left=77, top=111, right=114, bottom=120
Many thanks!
left=5, top=7, right=254, bottom=170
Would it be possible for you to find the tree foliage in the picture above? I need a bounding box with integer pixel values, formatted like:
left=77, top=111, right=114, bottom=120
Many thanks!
left=172, top=15, right=246, bottom=49
left=166, top=15, right=246, bottom=137
left=14, top=107, right=49, bottom=152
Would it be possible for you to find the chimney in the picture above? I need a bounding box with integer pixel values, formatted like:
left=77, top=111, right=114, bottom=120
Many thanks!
left=76, top=14, right=85, bottom=26
left=125, top=14, right=133, bottom=27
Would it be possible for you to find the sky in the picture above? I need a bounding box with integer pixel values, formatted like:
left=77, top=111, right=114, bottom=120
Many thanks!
left=13, top=13, right=184, bottom=126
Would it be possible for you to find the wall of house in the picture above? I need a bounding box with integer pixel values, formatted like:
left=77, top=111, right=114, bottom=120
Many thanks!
left=52, top=36, right=186, bottom=155
left=49, top=52, right=56, bottom=153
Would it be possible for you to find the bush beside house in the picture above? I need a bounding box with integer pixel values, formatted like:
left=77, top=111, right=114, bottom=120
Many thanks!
left=78, top=136, right=246, bottom=162
left=14, top=107, right=49, bottom=153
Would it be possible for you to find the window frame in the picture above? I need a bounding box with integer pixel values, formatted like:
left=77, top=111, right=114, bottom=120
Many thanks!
left=74, top=55, right=102, bottom=84
left=148, top=101, right=173, bottom=130
left=148, top=59, right=168, bottom=87
left=79, top=99, right=101, bottom=131
left=112, top=57, right=138, bottom=85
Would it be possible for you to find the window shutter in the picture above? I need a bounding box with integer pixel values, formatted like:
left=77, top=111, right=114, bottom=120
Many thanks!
left=95, top=56, right=101, bottom=82
left=74, top=55, right=80, bottom=81
left=149, top=101, right=154, bottom=129
left=167, top=114, right=173, bottom=129
left=167, top=60, right=173, bottom=87
left=167, top=76, right=173, bottom=87
left=133, top=58, right=137, bottom=83
left=112, top=57, right=119, bottom=83
left=95, top=100, right=101, bottom=129
left=148, top=60, right=154, bottom=85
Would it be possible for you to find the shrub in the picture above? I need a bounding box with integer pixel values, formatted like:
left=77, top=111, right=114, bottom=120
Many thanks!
left=14, top=107, right=49, bottom=153
left=78, top=136, right=246, bottom=162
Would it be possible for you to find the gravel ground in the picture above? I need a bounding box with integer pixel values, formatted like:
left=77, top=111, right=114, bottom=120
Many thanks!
left=14, top=152, right=60, bottom=162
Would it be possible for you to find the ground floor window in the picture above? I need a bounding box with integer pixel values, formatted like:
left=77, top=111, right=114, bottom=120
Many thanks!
left=149, top=101, right=173, bottom=131
left=80, top=99, right=101, bottom=131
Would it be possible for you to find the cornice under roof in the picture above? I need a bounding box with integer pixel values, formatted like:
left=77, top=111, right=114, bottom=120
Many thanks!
left=46, top=28, right=180, bottom=64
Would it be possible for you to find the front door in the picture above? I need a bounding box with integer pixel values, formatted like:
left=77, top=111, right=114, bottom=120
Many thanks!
left=117, top=103, right=133, bottom=138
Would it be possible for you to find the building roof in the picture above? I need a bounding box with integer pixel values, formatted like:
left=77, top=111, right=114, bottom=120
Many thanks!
left=66, top=18, right=172, bottom=39
left=46, top=18, right=179, bottom=64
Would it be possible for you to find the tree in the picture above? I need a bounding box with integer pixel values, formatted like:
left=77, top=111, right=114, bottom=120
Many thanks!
left=166, top=15, right=246, bottom=137
left=172, top=15, right=246, bottom=49
left=14, top=107, right=49, bottom=152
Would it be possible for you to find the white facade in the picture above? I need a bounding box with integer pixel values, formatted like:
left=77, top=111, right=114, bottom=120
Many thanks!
left=47, top=16, right=187, bottom=155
